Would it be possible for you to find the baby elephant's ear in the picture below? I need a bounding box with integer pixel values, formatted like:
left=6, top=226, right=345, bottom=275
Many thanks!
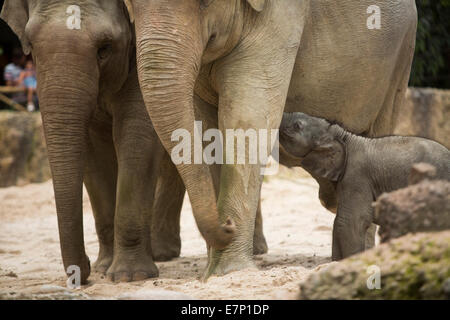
left=301, top=140, right=346, bottom=182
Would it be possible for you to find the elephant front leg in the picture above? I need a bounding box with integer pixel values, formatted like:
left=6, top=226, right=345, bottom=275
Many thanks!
left=151, top=151, right=185, bottom=261
left=332, top=183, right=373, bottom=260
left=332, top=213, right=367, bottom=261
left=107, top=163, right=160, bottom=281
left=204, top=45, right=300, bottom=278
left=204, top=164, right=263, bottom=278
left=84, top=117, right=117, bottom=274
left=106, top=104, right=163, bottom=282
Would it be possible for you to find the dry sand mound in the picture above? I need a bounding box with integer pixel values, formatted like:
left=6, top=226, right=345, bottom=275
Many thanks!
left=0, top=176, right=334, bottom=300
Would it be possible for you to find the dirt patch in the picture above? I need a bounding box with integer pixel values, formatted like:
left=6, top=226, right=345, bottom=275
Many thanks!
left=0, top=176, right=334, bottom=300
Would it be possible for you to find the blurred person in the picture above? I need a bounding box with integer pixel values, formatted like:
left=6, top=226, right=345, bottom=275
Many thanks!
left=3, top=48, right=38, bottom=110
left=18, top=59, right=37, bottom=111
left=3, top=48, right=25, bottom=86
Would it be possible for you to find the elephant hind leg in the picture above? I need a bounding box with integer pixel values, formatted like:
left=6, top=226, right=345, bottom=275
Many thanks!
left=151, top=151, right=185, bottom=261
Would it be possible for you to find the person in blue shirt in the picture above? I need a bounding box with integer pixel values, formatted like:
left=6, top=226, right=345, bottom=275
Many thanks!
left=18, top=59, right=37, bottom=111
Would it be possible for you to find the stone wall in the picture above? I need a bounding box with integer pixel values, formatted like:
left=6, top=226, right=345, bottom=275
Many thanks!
left=0, top=112, right=50, bottom=187
left=0, top=87, right=448, bottom=187
left=395, top=88, right=450, bottom=148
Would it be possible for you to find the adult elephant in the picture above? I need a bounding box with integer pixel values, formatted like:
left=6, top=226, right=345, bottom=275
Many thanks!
left=0, top=0, right=190, bottom=283
left=125, top=0, right=417, bottom=279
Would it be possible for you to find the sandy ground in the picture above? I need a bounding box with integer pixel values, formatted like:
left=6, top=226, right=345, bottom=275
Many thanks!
left=0, top=172, right=336, bottom=300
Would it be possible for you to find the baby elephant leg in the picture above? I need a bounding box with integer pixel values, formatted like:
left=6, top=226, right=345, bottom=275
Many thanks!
left=331, top=225, right=343, bottom=260
left=332, top=184, right=373, bottom=260
left=332, top=214, right=368, bottom=260
left=365, top=223, right=377, bottom=250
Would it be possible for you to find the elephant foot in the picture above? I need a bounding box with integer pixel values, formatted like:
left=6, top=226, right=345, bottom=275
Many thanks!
left=93, top=253, right=113, bottom=274
left=202, top=250, right=256, bottom=281
left=106, top=251, right=158, bottom=282
left=253, top=234, right=268, bottom=255
left=151, top=236, right=181, bottom=262
left=65, top=254, right=91, bottom=285
left=77, top=255, right=91, bottom=285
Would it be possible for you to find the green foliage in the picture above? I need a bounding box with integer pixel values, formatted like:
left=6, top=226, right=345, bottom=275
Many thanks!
left=410, top=0, right=450, bottom=88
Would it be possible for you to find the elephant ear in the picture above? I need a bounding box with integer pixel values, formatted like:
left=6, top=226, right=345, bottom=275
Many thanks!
left=123, top=0, right=134, bottom=23
left=301, top=140, right=346, bottom=182
left=247, top=0, right=266, bottom=12
left=0, top=0, right=31, bottom=54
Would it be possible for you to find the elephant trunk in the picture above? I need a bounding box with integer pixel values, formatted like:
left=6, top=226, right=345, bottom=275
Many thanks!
left=37, top=61, right=98, bottom=284
left=133, top=1, right=235, bottom=249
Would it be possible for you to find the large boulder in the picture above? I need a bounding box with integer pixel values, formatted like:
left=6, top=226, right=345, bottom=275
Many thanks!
left=374, top=166, right=450, bottom=243
left=299, top=231, right=450, bottom=300
left=395, top=88, right=450, bottom=148
left=299, top=163, right=450, bottom=300
left=0, top=112, right=51, bottom=187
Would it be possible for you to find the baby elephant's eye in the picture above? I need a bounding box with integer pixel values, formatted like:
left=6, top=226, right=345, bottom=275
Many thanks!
left=293, top=122, right=302, bottom=131
left=97, top=44, right=112, bottom=60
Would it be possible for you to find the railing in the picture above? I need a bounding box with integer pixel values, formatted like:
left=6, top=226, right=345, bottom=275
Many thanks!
left=0, top=86, right=27, bottom=111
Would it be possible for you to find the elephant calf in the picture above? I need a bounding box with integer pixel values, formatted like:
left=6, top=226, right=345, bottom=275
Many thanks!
left=279, top=112, right=450, bottom=260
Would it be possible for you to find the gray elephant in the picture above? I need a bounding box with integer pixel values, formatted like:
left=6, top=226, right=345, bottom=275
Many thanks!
left=280, top=112, right=450, bottom=260
left=0, top=0, right=191, bottom=283
left=124, top=0, right=417, bottom=279
left=1, top=0, right=269, bottom=284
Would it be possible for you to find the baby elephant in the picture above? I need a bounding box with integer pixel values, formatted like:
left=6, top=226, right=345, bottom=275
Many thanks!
left=279, top=112, right=450, bottom=260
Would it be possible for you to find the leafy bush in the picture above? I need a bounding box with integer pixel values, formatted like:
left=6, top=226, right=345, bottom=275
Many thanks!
left=410, top=0, right=450, bottom=89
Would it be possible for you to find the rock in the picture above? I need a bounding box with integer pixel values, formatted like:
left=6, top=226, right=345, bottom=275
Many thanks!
left=0, top=289, right=91, bottom=300
left=39, top=285, right=69, bottom=293
left=408, top=162, right=437, bottom=185
left=394, top=88, right=450, bottom=149
left=0, top=112, right=51, bottom=187
left=298, top=231, right=450, bottom=300
left=0, top=269, right=18, bottom=278
left=0, top=283, right=92, bottom=300
left=118, top=289, right=194, bottom=300
left=374, top=179, right=450, bottom=243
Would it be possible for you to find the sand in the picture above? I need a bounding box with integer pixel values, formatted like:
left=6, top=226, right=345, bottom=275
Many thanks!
left=0, top=172, right=336, bottom=300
